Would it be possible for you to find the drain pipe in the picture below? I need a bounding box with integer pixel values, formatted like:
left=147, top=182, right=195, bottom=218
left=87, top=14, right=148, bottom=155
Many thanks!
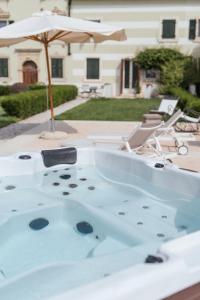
left=67, top=0, right=72, bottom=56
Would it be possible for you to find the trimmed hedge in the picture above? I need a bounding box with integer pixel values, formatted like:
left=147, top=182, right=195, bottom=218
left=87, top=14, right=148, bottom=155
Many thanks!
left=1, top=85, right=78, bottom=119
left=10, top=82, right=29, bottom=94
left=0, top=85, right=10, bottom=96
left=160, top=86, right=200, bottom=112
left=28, top=84, right=46, bottom=91
left=0, top=84, right=46, bottom=97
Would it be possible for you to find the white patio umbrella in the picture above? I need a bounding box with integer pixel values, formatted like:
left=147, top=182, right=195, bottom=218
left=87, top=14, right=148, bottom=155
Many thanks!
left=0, top=10, right=126, bottom=132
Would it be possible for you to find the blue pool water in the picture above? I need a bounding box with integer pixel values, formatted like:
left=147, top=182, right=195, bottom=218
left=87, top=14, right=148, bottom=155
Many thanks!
left=0, top=164, right=199, bottom=299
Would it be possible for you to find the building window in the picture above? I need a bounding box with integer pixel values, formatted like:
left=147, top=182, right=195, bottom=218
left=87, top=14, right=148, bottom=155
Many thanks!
left=189, top=19, right=197, bottom=40
left=145, top=69, right=158, bottom=80
left=51, top=58, right=63, bottom=78
left=86, top=58, right=100, bottom=80
left=0, top=58, right=8, bottom=77
left=198, top=20, right=200, bottom=38
left=188, top=19, right=200, bottom=40
left=162, top=19, right=176, bottom=39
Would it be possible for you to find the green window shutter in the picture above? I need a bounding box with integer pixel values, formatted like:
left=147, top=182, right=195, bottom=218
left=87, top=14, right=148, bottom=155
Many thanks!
left=86, top=58, right=99, bottom=79
left=51, top=58, right=63, bottom=78
left=132, top=63, right=139, bottom=88
left=189, top=19, right=196, bottom=40
left=0, top=58, right=8, bottom=77
left=124, top=60, right=130, bottom=89
left=162, top=20, right=176, bottom=39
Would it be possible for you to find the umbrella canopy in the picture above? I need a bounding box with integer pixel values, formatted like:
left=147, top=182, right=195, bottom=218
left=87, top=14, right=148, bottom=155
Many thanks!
left=0, top=10, right=126, bottom=130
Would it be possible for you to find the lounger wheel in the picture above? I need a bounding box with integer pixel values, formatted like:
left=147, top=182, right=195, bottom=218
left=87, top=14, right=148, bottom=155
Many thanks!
left=177, top=145, right=188, bottom=155
left=175, top=140, right=184, bottom=148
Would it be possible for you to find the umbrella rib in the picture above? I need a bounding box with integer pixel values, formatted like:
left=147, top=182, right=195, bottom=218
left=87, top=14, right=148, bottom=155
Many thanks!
left=47, top=30, right=65, bottom=43
left=25, top=31, right=93, bottom=43
left=84, top=32, right=93, bottom=37
left=25, top=35, right=42, bottom=43
left=48, top=31, right=92, bottom=43
left=51, top=31, right=73, bottom=41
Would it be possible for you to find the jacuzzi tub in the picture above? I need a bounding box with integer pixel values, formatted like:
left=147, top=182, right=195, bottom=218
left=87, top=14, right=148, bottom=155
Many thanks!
left=0, top=147, right=200, bottom=300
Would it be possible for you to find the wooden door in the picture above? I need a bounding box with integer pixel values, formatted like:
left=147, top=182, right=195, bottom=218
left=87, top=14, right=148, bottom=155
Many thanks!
left=23, top=61, right=38, bottom=84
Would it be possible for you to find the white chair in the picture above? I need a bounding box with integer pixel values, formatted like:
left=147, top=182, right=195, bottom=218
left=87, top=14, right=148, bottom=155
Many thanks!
left=79, top=85, right=91, bottom=98
left=150, top=98, right=178, bottom=116
left=95, top=85, right=104, bottom=98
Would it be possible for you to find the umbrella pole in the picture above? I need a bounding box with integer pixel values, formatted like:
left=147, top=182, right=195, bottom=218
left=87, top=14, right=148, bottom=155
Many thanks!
left=44, top=42, right=55, bottom=132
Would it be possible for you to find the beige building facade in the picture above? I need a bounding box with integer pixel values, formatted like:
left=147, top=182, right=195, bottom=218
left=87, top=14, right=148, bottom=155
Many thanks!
left=0, top=0, right=199, bottom=97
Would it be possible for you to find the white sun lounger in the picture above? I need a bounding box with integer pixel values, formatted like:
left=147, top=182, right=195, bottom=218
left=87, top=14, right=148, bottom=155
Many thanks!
left=87, top=110, right=195, bottom=156
left=120, top=122, right=164, bottom=154
left=87, top=122, right=165, bottom=155
left=150, top=98, right=178, bottom=116
left=154, top=109, right=197, bottom=155
left=61, top=123, right=164, bottom=156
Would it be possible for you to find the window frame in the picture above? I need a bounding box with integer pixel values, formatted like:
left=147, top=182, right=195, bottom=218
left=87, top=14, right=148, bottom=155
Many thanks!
left=159, top=17, right=178, bottom=43
left=189, top=19, right=197, bottom=40
left=85, top=57, right=101, bottom=81
left=0, top=57, right=9, bottom=78
left=51, top=57, right=64, bottom=79
left=144, top=69, right=159, bottom=81
left=196, top=19, right=200, bottom=39
left=189, top=18, right=200, bottom=42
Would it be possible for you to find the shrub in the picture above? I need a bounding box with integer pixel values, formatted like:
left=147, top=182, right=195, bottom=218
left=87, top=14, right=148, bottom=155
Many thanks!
left=160, top=60, right=185, bottom=88
left=188, top=99, right=200, bottom=112
left=182, top=57, right=200, bottom=89
left=0, top=85, right=10, bottom=96
left=135, top=48, right=185, bottom=70
left=10, top=82, right=29, bottom=94
left=28, top=84, right=46, bottom=91
left=135, top=48, right=189, bottom=89
left=1, top=85, right=78, bottom=119
left=160, top=86, right=200, bottom=111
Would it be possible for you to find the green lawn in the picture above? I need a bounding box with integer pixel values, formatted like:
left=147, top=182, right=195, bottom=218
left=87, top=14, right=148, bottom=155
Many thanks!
left=56, top=98, right=161, bottom=121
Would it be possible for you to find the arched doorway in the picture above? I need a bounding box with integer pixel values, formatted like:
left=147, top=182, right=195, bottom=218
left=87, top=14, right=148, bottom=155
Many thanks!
left=23, top=60, right=38, bottom=84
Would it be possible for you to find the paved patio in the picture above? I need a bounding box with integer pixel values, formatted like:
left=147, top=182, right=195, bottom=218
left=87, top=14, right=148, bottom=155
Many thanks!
left=0, top=99, right=200, bottom=171
left=0, top=98, right=89, bottom=140
left=0, top=117, right=199, bottom=171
